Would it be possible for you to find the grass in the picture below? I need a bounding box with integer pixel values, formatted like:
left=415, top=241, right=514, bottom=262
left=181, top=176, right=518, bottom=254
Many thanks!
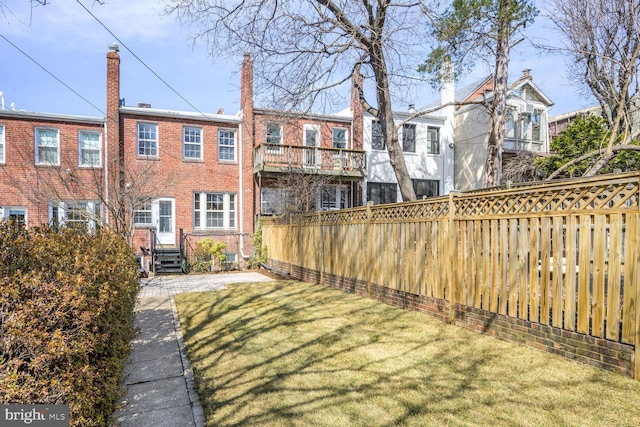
left=175, top=280, right=640, bottom=426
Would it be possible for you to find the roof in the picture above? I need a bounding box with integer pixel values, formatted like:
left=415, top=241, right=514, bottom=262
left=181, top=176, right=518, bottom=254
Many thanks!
left=0, top=109, right=104, bottom=125
left=119, top=106, right=242, bottom=123
left=253, top=107, right=353, bottom=123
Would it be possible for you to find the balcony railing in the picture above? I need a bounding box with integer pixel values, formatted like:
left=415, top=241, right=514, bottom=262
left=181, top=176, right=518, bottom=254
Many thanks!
left=254, top=143, right=366, bottom=177
left=503, top=138, right=545, bottom=152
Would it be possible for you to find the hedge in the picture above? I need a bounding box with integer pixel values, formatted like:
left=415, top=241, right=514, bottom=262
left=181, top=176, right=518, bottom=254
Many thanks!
left=0, top=222, right=140, bottom=426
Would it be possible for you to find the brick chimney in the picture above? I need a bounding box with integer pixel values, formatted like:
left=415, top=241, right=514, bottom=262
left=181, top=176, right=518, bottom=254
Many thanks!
left=106, top=43, right=124, bottom=216
left=240, top=53, right=258, bottom=218
left=350, top=70, right=363, bottom=150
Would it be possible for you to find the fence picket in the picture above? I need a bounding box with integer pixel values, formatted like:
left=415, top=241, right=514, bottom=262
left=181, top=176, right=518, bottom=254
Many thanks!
left=261, top=173, right=640, bottom=379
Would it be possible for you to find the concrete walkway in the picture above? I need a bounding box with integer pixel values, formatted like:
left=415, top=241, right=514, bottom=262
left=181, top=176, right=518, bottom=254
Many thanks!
left=112, top=272, right=275, bottom=427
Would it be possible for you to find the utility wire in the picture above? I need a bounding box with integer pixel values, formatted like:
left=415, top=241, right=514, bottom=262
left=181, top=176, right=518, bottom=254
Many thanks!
left=75, top=0, right=206, bottom=116
left=0, top=32, right=106, bottom=116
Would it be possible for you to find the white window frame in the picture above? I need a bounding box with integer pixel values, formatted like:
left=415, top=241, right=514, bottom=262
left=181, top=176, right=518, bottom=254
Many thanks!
left=137, top=122, right=158, bottom=158
left=532, top=109, right=543, bottom=142
left=303, top=124, right=320, bottom=167
left=0, top=124, right=5, bottom=164
left=49, top=201, right=102, bottom=230
left=133, top=198, right=153, bottom=226
left=78, top=130, right=102, bottom=167
left=193, top=192, right=237, bottom=230
left=0, top=207, right=27, bottom=226
left=319, top=185, right=349, bottom=211
left=426, top=127, right=440, bottom=155
left=35, top=127, right=60, bottom=166
left=332, top=127, right=348, bottom=149
left=218, top=129, right=236, bottom=162
left=266, top=122, right=283, bottom=153
left=183, top=126, right=203, bottom=160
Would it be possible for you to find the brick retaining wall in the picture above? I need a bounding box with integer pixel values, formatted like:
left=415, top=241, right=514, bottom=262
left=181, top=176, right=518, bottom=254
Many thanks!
left=270, top=259, right=635, bottom=378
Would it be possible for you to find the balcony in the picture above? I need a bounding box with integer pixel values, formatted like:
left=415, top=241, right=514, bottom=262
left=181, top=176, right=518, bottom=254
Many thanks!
left=254, top=143, right=366, bottom=178
left=503, top=138, right=545, bottom=153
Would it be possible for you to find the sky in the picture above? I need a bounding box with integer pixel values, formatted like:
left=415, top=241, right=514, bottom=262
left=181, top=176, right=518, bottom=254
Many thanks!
left=0, top=0, right=596, bottom=119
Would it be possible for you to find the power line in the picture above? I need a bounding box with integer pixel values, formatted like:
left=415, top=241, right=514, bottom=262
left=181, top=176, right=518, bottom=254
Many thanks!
left=0, top=32, right=106, bottom=116
left=75, top=0, right=206, bottom=117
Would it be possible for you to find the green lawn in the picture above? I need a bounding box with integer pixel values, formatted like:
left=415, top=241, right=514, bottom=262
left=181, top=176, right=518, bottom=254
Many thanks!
left=175, top=280, right=640, bottom=427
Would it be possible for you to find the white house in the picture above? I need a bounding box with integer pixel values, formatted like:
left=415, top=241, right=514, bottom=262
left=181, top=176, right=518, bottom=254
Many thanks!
left=452, top=70, right=554, bottom=191
left=362, top=81, right=456, bottom=204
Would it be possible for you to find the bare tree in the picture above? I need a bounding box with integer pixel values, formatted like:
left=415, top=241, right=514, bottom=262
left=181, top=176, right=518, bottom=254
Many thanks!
left=267, top=172, right=335, bottom=218
left=167, top=0, right=446, bottom=201
left=3, top=133, right=183, bottom=243
left=501, top=150, right=541, bottom=183
left=547, top=0, right=640, bottom=179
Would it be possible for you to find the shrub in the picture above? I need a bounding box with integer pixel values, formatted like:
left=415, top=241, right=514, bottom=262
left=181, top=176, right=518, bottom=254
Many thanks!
left=247, top=222, right=268, bottom=269
left=0, top=222, right=139, bottom=426
left=190, top=238, right=227, bottom=273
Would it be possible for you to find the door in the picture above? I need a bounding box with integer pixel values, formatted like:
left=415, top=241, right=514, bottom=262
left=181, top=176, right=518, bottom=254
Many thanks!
left=154, top=198, right=175, bottom=246
left=304, top=125, right=319, bottom=167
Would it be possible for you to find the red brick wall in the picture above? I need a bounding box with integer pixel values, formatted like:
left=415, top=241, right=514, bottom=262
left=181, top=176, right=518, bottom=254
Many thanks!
left=269, top=259, right=636, bottom=378
left=120, top=113, right=254, bottom=257
left=0, top=114, right=105, bottom=227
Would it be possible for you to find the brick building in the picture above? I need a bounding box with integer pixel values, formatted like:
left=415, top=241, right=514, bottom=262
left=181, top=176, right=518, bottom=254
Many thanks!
left=241, top=54, right=366, bottom=215
left=0, top=45, right=254, bottom=272
left=0, top=109, right=105, bottom=229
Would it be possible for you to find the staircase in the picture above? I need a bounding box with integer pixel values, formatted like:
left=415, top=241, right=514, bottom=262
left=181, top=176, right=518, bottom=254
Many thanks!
left=154, top=247, right=183, bottom=274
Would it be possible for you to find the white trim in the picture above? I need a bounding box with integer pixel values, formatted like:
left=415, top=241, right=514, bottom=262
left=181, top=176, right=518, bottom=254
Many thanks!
left=183, top=125, right=204, bottom=160
left=35, top=126, right=60, bottom=166
left=78, top=129, right=102, bottom=167
left=0, top=123, right=5, bottom=164
left=136, top=121, right=159, bottom=158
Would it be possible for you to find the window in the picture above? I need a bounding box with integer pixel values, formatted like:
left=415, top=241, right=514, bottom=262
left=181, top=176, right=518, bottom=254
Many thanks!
left=137, top=122, right=158, bottom=157
left=367, top=182, right=397, bottom=205
left=260, top=188, right=283, bottom=215
left=183, top=126, right=202, bottom=159
left=1, top=207, right=27, bottom=226
left=134, top=199, right=153, bottom=226
left=218, top=129, right=236, bottom=161
left=532, top=109, right=543, bottom=141
left=332, top=128, right=347, bottom=149
left=0, top=124, right=4, bottom=164
left=320, top=186, right=349, bottom=211
left=371, top=120, right=384, bottom=150
left=79, top=130, right=101, bottom=167
left=413, top=179, right=439, bottom=199
left=427, top=127, right=440, bottom=155
left=266, top=122, right=282, bottom=153
left=303, top=124, right=320, bottom=166
left=504, top=108, right=517, bottom=138
left=402, top=123, right=416, bottom=153
left=193, top=192, right=236, bottom=229
left=50, top=201, right=101, bottom=230
left=519, top=113, right=531, bottom=140
left=35, top=127, right=60, bottom=165
left=222, top=252, right=238, bottom=270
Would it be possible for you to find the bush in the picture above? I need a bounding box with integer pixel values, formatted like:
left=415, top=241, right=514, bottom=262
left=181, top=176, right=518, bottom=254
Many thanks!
left=190, top=238, right=226, bottom=273
left=0, top=222, right=139, bottom=426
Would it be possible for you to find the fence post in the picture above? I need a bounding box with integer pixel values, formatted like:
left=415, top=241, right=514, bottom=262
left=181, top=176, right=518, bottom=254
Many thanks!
left=448, top=191, right=458, bottom=324
left=366, top=201, right=373, bottom=298
left=634, top=210, right=640, bottom=380
left=319, top=211, right=325, bottom=285
left=289, top=215, right=294, bottom=276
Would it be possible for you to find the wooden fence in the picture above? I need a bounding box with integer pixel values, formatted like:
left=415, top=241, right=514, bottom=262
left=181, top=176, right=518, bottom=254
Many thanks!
left=261, top=172, right=640, bottom=378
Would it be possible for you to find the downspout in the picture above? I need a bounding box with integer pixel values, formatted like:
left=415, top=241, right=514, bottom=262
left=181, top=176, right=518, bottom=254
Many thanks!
left=238, top=119, right=248, bottom=260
